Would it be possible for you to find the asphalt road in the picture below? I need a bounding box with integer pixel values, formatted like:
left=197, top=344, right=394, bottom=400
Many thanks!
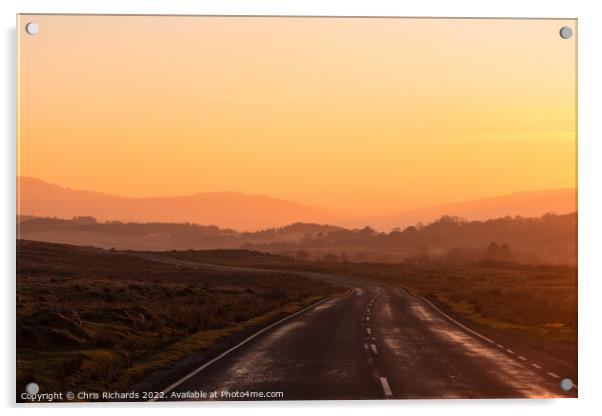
left=147, top=269, right=575, bottom=401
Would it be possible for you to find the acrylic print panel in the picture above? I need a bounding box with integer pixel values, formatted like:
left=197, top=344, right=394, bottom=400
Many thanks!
left=16, top=15, right=577, bottom=402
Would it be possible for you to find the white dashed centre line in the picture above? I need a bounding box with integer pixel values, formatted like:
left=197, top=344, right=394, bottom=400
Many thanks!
left=518, top=356, right=527, bottom=361
left=370, top=344, right=378, bottom=355
left=496, top=344, right=504, bottom=349
left=366, top=328, right=372, bottom=335
left=506, top=349, right=515, bottom=354
left=547, top=372, right=560, bottom=379
left=366, top=316, right=370, bottom=323
left=379, top=377, right=393, bottom=397
left=531, top=363, right=542, bottom=369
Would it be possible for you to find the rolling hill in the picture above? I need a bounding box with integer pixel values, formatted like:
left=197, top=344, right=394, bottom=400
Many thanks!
left=18, top=177, right=576, bottom=232
left=362, top=189, right=576, bottom=231
left=17, top=177, right=336, bottom=231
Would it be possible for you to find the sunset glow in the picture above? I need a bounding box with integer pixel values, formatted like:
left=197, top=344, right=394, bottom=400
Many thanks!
left=15, top=17, right=579, bottom=399
left=18, top=15, right=576, bottom=215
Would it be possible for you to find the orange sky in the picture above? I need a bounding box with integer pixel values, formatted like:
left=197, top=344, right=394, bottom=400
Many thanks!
left=17, top=15, right=576, bottom=216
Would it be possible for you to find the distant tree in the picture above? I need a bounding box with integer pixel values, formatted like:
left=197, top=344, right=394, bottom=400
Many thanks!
left=357, top=226, right=376, bottom=238
left=500, top=244, right=512, bottom=261
left=72, top=216, right=97, bottom=224
left=20, top=211, right=575, bottom=265
left=487, top=242, right=500, bottom=259
left=486, top=242, right=513, bottom=262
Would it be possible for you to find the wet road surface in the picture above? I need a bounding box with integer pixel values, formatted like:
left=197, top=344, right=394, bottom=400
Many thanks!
left=148, top=270, right=575, bottom=401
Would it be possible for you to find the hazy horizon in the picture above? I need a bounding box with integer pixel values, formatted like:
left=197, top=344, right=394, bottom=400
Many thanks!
left=18, top=175, right=577, bottom=216
left=17, top=176, right=577, bottom=232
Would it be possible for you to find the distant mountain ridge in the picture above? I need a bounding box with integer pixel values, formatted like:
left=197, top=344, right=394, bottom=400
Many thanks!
left=17, top=177, right=337, bottom=231
left=18, top=177, right=576, bottom=231
left=362, top=189, right=576, bottom=231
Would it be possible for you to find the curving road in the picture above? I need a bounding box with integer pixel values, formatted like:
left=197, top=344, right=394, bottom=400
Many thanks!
left=144, top=269, right=575, bottom=401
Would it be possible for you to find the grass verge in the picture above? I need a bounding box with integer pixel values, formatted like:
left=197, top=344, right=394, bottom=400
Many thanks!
left=16, top=240, right=341, bottom=398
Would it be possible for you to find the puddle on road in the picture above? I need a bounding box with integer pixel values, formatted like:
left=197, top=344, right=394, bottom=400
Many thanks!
left=376, top=295, right=558, bottom=397
left=410, top=302, right=436, bottom=322
left=313, top=298, right=341, bottom=312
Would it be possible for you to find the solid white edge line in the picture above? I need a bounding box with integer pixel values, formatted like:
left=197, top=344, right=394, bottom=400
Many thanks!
left=148, top=296, right=330, bottom=402
left=421, top=297, right=495, bottom=344
left=379, top=377, right=393, bottom=397
left=421, top=297, right=572, bottom=382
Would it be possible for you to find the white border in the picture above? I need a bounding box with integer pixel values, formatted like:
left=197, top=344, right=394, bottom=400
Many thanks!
left=2, top=1, right=601, bottom=415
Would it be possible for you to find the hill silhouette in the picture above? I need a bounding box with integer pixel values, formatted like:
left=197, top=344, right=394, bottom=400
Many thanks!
left=359, top=189, right=576, bottom=231
left=17, top=177, right=336, bottom=231
left=18, top=177, right=576, bottom=232
left=18, top=213, right=576, bottom=265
